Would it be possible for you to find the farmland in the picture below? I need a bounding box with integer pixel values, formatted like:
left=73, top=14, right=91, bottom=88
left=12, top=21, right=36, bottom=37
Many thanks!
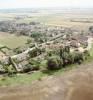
left=0, top=8, right=93, bottom=31
left=0, top=32, right=29, bottom=48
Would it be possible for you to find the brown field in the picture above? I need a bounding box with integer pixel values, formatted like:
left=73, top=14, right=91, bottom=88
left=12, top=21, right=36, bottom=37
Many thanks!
left=0, top=61, right=93, bottom=100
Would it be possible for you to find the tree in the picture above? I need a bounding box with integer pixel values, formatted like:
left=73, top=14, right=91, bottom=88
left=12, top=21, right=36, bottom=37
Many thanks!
left=72, top=51, right=84, bottom=64
left=47, top=56, right=63, bottom=70
left=89, top=26, right=93, bottom=33
left=31, top=32, right=42, bottom=38
left=28, top=59, right=40, bottom=70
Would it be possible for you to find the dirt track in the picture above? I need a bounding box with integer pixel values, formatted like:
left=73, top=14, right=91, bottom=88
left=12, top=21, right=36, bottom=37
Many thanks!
left=0, top=62, right=93, bottom=100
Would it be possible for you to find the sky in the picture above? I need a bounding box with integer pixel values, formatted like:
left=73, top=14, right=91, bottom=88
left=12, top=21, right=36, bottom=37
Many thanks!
left=0, top=0, right=93, bottom=9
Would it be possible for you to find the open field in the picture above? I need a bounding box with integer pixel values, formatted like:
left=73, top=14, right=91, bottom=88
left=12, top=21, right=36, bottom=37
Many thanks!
left=14, top=14, right=93, bottom=31
left=1, top=60, right=93, bottom=100
left=0, top=32, right=29, bottom=48
left=0, top=9, right=93, bottom=31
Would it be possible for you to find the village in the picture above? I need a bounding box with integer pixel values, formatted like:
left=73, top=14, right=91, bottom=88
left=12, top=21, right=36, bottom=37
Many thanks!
left=0, top=20, right=93, bottom=74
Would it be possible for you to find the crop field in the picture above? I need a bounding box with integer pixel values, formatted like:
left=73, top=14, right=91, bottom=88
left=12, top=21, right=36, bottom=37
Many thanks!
left=16, top=14, right=93, bottom=31
left=0, top=12, right=93, bottom=31
left=0, top=32, right=29, bottom=48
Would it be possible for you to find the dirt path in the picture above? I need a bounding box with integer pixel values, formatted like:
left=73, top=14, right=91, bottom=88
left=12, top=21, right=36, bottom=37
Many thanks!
left=0, top=62, right=93, bottom=100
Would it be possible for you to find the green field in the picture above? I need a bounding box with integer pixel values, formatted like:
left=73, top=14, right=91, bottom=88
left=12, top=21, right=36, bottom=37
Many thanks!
left=0, top=32, right=29, bottom=49
left=0, top=64, right=77, bottom=86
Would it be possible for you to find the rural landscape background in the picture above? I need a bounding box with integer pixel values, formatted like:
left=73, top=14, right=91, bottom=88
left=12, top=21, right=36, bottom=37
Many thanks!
left=0, top=0, right=93, bottom=100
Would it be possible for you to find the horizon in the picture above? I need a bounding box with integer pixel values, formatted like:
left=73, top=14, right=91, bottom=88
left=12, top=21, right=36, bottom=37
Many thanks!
left=0, top=7, right=93, bottom=10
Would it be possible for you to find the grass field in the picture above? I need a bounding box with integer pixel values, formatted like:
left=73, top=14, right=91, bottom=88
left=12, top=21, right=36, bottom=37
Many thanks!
left=0, top=64, right=77, bottom=86
left=0, top=32, right=29, bottom=49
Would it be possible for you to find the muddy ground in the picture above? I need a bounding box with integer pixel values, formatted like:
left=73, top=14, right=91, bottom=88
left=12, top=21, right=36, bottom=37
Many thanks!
left=0, top=62, right=93, bottom=100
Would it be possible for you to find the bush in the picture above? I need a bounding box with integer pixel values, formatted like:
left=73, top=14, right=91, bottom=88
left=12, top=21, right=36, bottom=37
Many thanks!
left=60, top=49, right=72, bottom=65
left=47, top=56, right=63, bottom=70
left=28, top=59, right=40, bottom=71
left=64, top=46, right=70, bottom=53
left=83, top=50, right=90, bottom=60
left=22, top=64, right=32, bottom=72
left=72, top=51, right=84, bottom=64
left=47, top=50, right=59, bottom=57
left=89, top=26, right=93, bottom=33
left=47, top=50, right=53, bottom=57
left=3, top=65, right=16, bottom=76
left=13, top=47, right=22, bottom=54
left=31, top=32, right=42, bottom=38
left=26, top=39, right=32, bottom=44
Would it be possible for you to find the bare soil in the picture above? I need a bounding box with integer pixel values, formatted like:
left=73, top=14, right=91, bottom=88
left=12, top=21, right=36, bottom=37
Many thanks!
left=0, top=62, right=93, bottom=100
